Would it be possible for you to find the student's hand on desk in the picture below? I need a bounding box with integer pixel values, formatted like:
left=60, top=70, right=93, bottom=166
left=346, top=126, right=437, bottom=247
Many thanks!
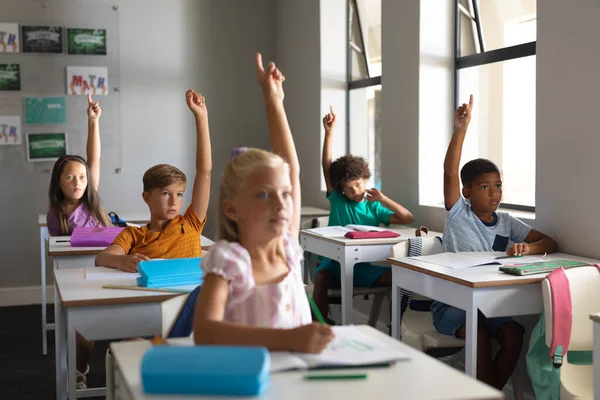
left=186, top=89, right=208, bottom=120
left=507, top=243, right=530, bottom=257
left=255, top=53, right=285, bottom=102
left=454, top=94, right=473, bottom=132
left=366, top=188, right=385, bottom=202
left=289, top=322, right=335, bottom=354
left=119, top=254, right=150, bottom=273
left=87, top=94, right=102, bottom=120
left=322, top=106, right=336, bottom=133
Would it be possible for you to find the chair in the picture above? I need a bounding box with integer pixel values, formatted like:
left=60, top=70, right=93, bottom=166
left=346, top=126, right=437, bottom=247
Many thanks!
left=542, top=266, right=600, bottom=399
left=302, top=217, right=390, bottom=327
left=106, top=286, right=201, bottom=399
left=391, top=238, right=523, bottom=399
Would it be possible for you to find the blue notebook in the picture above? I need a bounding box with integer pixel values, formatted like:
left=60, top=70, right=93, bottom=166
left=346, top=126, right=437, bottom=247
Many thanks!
left=141, top=346, right=270, bottom=396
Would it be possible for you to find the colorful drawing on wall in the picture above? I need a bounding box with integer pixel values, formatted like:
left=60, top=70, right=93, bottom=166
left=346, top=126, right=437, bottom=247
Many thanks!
left=0, top=23, right=20, bottom=53
left=21, top=26, right=63, bottom=53
left=0, top=116, right=22, bottom=145
left=25, top=97, right=66, bottom=124
left=67, top=28, right=106, bottom=55
left=26, top=132, right=68, bottom=162
left=0, top=64, right=20, bottom=91
left=66, top=66, right=108, bottom=96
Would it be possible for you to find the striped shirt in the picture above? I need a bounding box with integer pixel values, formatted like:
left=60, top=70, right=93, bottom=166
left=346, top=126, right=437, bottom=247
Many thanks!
left=201, top=232, right=312, bottom=329
left=442, top=198, right=531, bottom=253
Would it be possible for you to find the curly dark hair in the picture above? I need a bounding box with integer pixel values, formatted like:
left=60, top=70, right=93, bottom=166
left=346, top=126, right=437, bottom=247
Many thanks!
left=329, top=155, right=371, bottom=192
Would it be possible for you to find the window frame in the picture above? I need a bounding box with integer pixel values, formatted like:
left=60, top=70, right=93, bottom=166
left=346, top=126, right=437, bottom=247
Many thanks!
left=454, top=0, right=536, bottom=212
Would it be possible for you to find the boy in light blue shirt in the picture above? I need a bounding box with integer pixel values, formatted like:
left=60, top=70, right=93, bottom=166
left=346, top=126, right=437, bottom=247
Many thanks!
left=437, top=95, right=558, bottom=390
left=312, top=106, right=414, bottom=322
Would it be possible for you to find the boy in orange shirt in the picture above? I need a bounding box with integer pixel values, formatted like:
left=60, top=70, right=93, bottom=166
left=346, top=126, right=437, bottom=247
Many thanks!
left=95, top=90, right=211, bottom=271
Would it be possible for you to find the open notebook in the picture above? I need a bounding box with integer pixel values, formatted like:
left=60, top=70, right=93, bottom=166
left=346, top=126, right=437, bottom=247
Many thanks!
left=269, top=326, right=409, bottom=372
left=410, top=252, right=549, bottom=270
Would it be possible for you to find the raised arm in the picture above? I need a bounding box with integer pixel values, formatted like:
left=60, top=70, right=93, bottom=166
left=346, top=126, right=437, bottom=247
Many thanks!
left=322, top=106, right=336, bottom=195
left=86, top=94, right=101, bottom=191
left=194, top=274, right=334, bottom=353
left=185, top=90, right=212, bottom=221
left=444, top=94, right=473, bottom=210
left=255, top=53, right=301, bottom=235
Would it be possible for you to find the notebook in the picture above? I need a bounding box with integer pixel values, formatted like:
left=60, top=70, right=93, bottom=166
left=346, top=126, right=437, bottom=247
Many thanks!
left=307, top=225, right=397, bottom=238
left=269, top=326, right=409, bottom=372
left=499, top=260, right=590, bottom=276
left=410, top=252, right=549, bottom=270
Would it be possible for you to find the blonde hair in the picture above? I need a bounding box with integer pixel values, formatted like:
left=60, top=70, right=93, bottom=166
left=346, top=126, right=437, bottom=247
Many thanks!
left=218, top=148, right=289, bottom=242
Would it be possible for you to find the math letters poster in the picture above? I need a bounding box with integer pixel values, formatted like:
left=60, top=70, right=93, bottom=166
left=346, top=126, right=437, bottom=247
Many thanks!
left=21, top=26, right=63, bottom=53
left=66, top=66, right=108, bottom=96
left=0, top=23, right=20, bottom=53
left=0, top=116, right=22, bottom=145
left=25, top=97, right=67, bottom=124
left=0, top=64, right=21, bottom=91
left=67, top=28, right=106, bottom=55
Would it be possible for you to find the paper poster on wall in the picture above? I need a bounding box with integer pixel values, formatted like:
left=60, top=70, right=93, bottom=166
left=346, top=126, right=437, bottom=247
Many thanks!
left=26, top=132, right=68, bottom=162
left=0, top=116, right=22, bottom=145
left=0, top=64, right=21, bottom=91
left=25, top=97, right=67, bottom=124
left=21, top=26, right=63, bottom=53
left=0, top=23, right=20, bottom=53
left=67, top=28, right=106, bottom=55
left=66, top=66, right=108, bottom=96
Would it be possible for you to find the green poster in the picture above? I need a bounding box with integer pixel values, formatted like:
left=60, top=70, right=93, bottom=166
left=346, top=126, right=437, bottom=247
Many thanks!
left=27, top=133, right=67, bottom=162
left=67, top=29, right=106, bottom=55
left=25, top=97, right=66, bottom=124
left=0, top=64, right=20, bottom=91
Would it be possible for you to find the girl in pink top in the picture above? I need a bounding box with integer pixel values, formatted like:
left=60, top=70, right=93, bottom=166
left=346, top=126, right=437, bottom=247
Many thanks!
left=46, top=95, right=111, bottom=388
left=193, top=54, right=334, bottom=354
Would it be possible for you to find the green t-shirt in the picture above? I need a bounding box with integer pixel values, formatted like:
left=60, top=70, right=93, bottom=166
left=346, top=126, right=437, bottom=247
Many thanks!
left=327, top=190, right=394, bottom=227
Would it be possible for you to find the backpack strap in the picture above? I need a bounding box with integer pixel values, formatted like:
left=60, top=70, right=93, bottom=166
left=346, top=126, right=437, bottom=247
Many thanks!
left=547, top=267, right=572, bottom=368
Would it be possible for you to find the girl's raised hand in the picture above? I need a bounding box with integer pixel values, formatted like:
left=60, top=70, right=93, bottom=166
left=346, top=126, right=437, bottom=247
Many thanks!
left=186, top=90, right=208, bottom=119
left=255, top=53, right=285, bottom=102
left=87, top=94, right=102, bottom=120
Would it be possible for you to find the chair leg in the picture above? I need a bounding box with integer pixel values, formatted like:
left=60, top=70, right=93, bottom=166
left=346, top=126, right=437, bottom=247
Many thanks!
left=368, top=294, right=385, bottom=327
left=106, top=350, right=114, bottom=400
left=510, top=365, right=524, bottom=400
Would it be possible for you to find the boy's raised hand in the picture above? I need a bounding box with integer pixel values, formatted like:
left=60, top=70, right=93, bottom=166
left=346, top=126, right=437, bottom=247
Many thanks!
left=87, top=94, right=101, bottom=120
left=366, top=188, right=384, bottom=202
left=454, top=94, right=473, bottom=132
left=323, top=105, right=336, bottom=132
left=255, top=53, right=285, bottom=102
left=186, top=90, right=208, bottom=119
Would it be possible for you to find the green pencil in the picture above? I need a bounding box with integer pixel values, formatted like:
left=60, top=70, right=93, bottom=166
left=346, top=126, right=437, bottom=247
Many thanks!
left=306, top=291, right=327, bottom=324
left=304, top=374, right=367, bottom=380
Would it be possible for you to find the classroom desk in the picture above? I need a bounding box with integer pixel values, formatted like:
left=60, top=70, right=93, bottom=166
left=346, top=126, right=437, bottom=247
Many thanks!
left=108, top=325, right=502, bottom=400
left=39, top=213, right=151, bottom=356
left=591, top=313, right=600, bottom=399
left=389, top=252, right=598, bottom=378
left=299, top=206, right=329, bottom=222
left=299, top=226, right=441, bottom=325
left=54, top=267, right=187, bottom=400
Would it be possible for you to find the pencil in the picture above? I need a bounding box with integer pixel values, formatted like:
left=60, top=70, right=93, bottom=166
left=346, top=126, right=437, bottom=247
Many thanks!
left=304, top=374, right=367, bottom=380
left=306, top=291, right=326, bottom=324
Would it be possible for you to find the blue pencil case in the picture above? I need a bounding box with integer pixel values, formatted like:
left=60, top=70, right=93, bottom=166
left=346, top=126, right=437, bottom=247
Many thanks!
left=137, top=258, right=203, bottom=288
left=141, top=345, right=270, bottom=396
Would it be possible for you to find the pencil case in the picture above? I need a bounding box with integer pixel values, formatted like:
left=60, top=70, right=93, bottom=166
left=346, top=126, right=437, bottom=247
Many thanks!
left=70, top=227, right=124, bottom=247
left=141, top=345, right=271, bottom=396
left=499, top=260, right=589, bottom=276
left=344, top=230, right=400, bottom=239
left=137, top=258, right=203, bottom=288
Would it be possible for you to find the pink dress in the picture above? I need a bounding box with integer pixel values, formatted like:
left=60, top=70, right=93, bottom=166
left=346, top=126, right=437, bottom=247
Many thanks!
left=201, top=232, right=312, bottom=329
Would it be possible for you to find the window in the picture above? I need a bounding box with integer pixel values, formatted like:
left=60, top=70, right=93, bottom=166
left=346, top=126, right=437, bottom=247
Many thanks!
left=348, top=0, right=382, bottom=188
left=455, top=0, right=536, bottom=210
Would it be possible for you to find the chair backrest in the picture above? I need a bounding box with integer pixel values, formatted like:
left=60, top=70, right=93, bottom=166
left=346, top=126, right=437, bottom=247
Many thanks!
left=161, top=285, right=202, bottom=338
left=542, top=266, right=600, bottom=350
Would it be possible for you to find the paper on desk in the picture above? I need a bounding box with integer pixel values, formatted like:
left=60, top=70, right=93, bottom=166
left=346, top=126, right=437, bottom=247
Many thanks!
left=85, top=267, right=140, bottom=280
left=410, top=252, right=502, bottom=269
left=306, top=226, right=352, bottom=237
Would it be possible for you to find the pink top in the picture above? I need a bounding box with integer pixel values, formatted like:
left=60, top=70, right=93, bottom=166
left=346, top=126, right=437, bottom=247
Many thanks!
left=46, top=203, right=101, bottom=236
left=201, top=232, right=312, bottom=329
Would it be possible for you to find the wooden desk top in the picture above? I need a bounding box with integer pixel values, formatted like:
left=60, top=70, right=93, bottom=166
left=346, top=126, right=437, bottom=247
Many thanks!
left=388, top=252, right=599, bottom=288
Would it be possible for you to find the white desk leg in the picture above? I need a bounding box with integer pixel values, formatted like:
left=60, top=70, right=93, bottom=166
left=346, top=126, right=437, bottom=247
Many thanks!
left=340, top=248, right=356, bottom=325
left=66, top=311, right=77, bottom=399
left=465, top=298, right=478, bottom=378
left=55, top=285, right=66, bottom=400
left=391, top=267, right=401, bottom=340
left=41, top=227, right=48, bottom=356
left=594, top=322, right=600, bottom=400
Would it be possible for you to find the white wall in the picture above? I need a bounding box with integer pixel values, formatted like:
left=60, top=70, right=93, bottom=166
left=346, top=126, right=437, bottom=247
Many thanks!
left=0, top=0, right=276, bottom=289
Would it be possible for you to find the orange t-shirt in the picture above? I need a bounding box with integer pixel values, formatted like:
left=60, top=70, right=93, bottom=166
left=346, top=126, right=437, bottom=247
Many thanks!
left=112, top=206, right=206, bottom=259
